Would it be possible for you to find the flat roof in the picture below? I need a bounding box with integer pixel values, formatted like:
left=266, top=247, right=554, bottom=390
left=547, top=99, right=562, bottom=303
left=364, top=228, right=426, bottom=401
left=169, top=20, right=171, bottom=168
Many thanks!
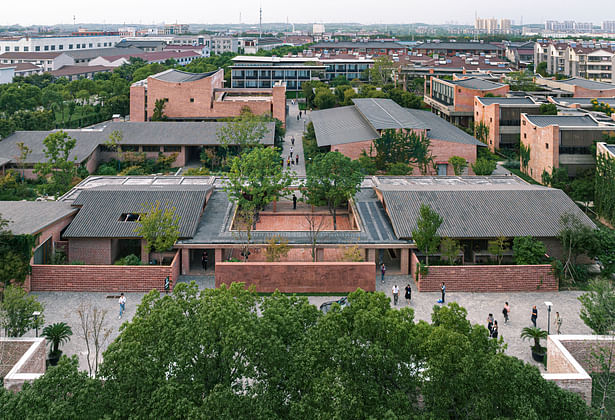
left=417, top=42, right=503, bottom=51
left=524, top=115, right=600, bottom=127
left=448, top=77, right=507, bottom=90
left=311, top=41, right=407, bottom=49
left=550, top=97, right=615, bottom=107
left=556, top=77, right=615, bottom=90
left=476, top=97, right=538, bottom=106
left=148, top=68, right=218, bottom=83
left=0, top=201, right=77, bottom=235
left=352, top=98, right=429, bottom=130
left=232, top=55, right=320, bottom=63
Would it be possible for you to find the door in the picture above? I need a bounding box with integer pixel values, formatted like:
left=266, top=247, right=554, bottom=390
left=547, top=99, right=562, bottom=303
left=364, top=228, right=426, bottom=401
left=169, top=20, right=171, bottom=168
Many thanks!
left=437, top=164, right=447, bottom=176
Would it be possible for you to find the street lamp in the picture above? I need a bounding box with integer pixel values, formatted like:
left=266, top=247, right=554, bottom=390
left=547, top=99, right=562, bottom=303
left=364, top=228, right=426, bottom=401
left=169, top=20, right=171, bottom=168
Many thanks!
left=32, top=311, right=41, bottom=337
left=544, top=302, right=553, bottom=335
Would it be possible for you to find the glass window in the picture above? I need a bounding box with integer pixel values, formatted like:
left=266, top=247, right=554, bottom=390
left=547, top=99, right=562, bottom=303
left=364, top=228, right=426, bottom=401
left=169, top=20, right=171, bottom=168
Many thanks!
left=69, top=44, right=73, bottom=49
left=50, top=45, right=55, bottom=50
left=14, top=46, right=20, bottom=51
left=58, top=45, right=63, bottom=50
left=164, top=146, right=181, bottom=152
left=284, top=70, right=297, bottom=78
left=23, top=46, right=29, bottom=52
left=4, top=47, right=9, bottom=51
left=143, top=146, right=160, bottom=152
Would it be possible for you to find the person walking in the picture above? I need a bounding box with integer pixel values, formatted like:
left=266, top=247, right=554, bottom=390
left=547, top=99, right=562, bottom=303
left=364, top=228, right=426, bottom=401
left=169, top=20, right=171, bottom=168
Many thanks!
left=380, top=263, right=386, bottom=283
left=292, top=194, right=297, bottom=210
left=491, top=320, right=499, bottom=339
left=295, top=155, right=299, bottom=165
left=531, top=305, right=538, bottom=327
left=118, top=293, right=126, bottom=319
left=404, top=284, right=412, bottom=304
left=299, top=110, right=302, bottom=118
left=487, top=313, right=494, bottom=335
left=201, top=251, right=208, bottom=270
left=440, top=282, right=446, bottom=304
left=555, top=311, right=563, bottom=334
left=290, top=146, right=294, bottom=158
left=287, top=157, right=291, bottom=167
left=502, top=302, right=510, bottom=324
left=392, top=285, right=399, bottom=306
left=291, top=136, right=295, bottom=146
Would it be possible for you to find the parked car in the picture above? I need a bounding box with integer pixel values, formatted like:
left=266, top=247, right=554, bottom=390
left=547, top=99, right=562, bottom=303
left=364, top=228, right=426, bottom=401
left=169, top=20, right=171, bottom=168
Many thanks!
left=319, top=297, right=349, bottom=314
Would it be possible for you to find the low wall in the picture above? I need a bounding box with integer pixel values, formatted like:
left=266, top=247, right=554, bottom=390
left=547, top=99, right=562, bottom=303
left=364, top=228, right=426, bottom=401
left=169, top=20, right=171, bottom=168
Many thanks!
left=30, top=251, right=180, bottom=292
left=412, top=252, right=557, bottom=292
left=215, top=261, right=376, bottom=293
left=2, top=338, right=46, bottom=393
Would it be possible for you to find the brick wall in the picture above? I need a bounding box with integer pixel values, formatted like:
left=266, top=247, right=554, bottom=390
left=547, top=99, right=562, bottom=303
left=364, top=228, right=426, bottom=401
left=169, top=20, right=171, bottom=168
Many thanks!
left=573, top=86, right=615, bottom=98
left=129, top=85, right=146, bottom=122
left=474, top=100, right=499, bottom=151
left=430, top=138, right=478, bottom=175
left=30, top=251, right=180, bottom=292
left=520, top=114, right=558, bottom=183
left=68, top=238, right=112, bottom=264
left=454, top=84, right=510, bottom=114
left=215, top=261, right=376, bottom=293
left=559, top=338, right=615, bottom=373
left=413, top=253, right=558, bottom=292
left=333, top=139, right=374, bottom=160
left=2, top=338, right=46, bottom=393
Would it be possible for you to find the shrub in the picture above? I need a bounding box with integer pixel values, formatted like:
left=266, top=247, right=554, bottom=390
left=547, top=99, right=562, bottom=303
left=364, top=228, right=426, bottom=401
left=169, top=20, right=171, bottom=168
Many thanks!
left=114, top=254, right=143, bottom=266
left=513, top=236, right=547, bottom=265
left=387, top=162, right=413, bottom=175
left=471, top=158, right=497, bottom=176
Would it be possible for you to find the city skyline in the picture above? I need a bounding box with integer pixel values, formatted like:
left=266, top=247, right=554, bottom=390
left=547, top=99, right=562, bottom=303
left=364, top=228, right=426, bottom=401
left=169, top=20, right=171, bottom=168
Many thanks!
left=3, top=0, right=615, bottom=27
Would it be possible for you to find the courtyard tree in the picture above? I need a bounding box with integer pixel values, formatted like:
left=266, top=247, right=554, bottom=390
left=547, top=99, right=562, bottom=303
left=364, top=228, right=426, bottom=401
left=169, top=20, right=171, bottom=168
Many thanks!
left=34, top=130, right=78, bottom=197
left=558, top=213, right=596, bottom=282
left=217, top=107, right=269, bottom=151
left=368, top=56, right=395, bottom=85
left=471, top=158, right=497, bottom=175
left=412, top=204, right=443, bottom=266
left=488, top=235, right=509, bottom=265
left=0, top=284, right=44, bottom=337
left=448, top=155, right=468, bottom=176
left=0, top=215, right=36, bottom=288
left=103, top=129, right=123, bottom=171
left=264, top=235, right=290, bottom=262
left=578, top=278, right=615, bottom=335
left=305, top=209, right=326, bottom=262
left=373, top=129, right=434, bottom=174
left=303, top=151, right=363, bottom=230
left=76, top=302, right=112, bottom=377
left=150, top=99, right=167, bottom=121
left=440, top=237, right=461, bottom=265
left=474, top=121, right=490, bottom=144
left=513, top=236, right=547, bottom=265
left=134, top=201, right=180, bottom=262
left=15, top=141, right=32, bottom=182
left=313, top=87, right=337, bottom=109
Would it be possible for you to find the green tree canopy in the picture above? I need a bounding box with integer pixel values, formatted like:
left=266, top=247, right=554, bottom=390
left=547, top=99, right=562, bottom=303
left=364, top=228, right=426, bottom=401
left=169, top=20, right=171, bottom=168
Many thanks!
left=303, top=151, right=363, bottom=230
left=578, top=278, right=615, bottom=335
left=134, top=201, right=180, bottom=257
left=0, top=284, right=44, bottom=337
left=412, top=204, right=443, bottom=265
left=471, top=158, right=497, bottom=176
left=448, top=156, right=468, bottom=176
left=216, top=108, right=269, bottom=150
left=373, top=129, right=434, bottom=174
left=34, top=130, right=78, bottom=197
left=513, top=236, right=547, bottom=265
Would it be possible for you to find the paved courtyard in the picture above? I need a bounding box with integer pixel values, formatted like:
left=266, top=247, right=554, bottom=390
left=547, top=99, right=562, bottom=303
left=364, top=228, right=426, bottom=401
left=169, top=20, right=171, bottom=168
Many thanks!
left=23, top=274, right=592, bottom=372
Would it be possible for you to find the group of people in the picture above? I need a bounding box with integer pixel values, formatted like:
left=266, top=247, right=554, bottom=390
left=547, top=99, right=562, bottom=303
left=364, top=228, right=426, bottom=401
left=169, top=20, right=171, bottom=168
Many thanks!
left=284, top=138, right=300, bottom=168
left=391, top=284, right=412, bottom=306
left=530, top=304, right=563, bottom=334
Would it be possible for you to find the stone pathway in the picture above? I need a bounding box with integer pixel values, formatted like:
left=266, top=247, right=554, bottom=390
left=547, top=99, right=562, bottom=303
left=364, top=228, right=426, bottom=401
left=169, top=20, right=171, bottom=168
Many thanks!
left=281, top=100, right=307, bottom=177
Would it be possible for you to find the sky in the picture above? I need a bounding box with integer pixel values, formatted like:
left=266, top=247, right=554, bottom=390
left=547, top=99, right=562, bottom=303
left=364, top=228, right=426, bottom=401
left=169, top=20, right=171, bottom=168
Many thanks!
left=3, top=0, right=614, bottom=27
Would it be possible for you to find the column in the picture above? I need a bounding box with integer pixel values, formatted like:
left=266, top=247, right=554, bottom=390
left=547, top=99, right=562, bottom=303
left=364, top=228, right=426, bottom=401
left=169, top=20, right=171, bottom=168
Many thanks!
left=181, top=248, right=190, bottom=275
left=400, top=248, right=409, bottom=275
left=215, top=248, right=224, bottom=263
left=316, top=248, right=324, bottom=262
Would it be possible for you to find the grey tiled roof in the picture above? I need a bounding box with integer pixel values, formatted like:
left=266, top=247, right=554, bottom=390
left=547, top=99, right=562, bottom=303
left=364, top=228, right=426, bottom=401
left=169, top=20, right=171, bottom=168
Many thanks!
left=379, top=187, right=595, bottom=239
left=524, top=115, right=599, bottom=127
left=550, top=97, right=615, bottom=107
left=179, top=189, right=404, bottom=246
left=450, top=77, right=506, bottom=90
left=63, top=187, right=211, bottom=239
left=64, top=47, right=143, bottom=60
left=149, top=69, right=218, bottom=83
left=352, top=98, right=429, bottom=130
left=404, top=109, right=485, bottom=146
left=557, top=78, right=615, bottom=90
left=418, top=42, right=503, bottom=51
left=605, top=144, right=615, bottom=156
left=312, top=41, right=406, bottom=49
left=311, top=106, right=379, bottom=147
left=0, top=201, right=77, bottom=235
left=476, top=97, right=538, bottom=106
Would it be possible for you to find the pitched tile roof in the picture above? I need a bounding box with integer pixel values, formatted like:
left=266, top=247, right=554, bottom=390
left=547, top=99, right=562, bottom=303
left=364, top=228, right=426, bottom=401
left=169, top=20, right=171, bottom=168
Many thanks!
left=149, top=68, right=217, bottom=83
left=404, top=109, right=485, bottom=146
left=524, top=115, right=600, bottom=127
left=311, top=106, right=379, bottom=147
left=50, top=65, right=112, bottom=77
left=417, top=42, right=503, bottom=51
left=0, top=201, right=77, bottom=235
left=351, top=98, right=429, bottom=130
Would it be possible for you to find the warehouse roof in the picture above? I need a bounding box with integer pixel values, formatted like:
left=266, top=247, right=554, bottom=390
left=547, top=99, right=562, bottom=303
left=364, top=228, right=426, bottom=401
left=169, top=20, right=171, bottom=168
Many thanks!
left=449, top=77, right=507, bottom=90
left=556, top=77, right=615, bottom=90
left=476, top=97, right=539, bottom=106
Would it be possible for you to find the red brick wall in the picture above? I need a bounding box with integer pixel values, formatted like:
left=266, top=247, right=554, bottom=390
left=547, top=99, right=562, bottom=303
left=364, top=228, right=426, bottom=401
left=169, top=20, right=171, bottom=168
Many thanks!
left=453, top=84, right=510, bottom=114
left=215, top=261, right=376, bottom=293
left=520, top=114, right=558, bottom=183
left=430, top=138, right=478, bottom=175
left=129, top=85, right=146, bottom=122
left=272, top=84, right=287, bottom=125
left=416, top=262, right=558, bottom=292
left=474, top=100, right=499, bottom=151
left=68, top=238, right=112, bottom=265
left=30, top=251, right=180, bottom=292
left=573, top=86, right=615, bottom=98
left=333, top=139, right=375, bottom=160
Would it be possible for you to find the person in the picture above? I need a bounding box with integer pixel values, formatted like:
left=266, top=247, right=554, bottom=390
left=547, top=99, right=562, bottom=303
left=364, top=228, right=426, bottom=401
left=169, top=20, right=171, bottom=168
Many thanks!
left=287, top=157, right=291, bottom=167
left=555, top=311, right=562, bottom=334
left=299, top=110, right=302, bottom=118
left=440, top=282, right=446, bottom=304
left=297, top=114, right=300, bottom=120
left=291, top=136, right=295, bottom=146
left=531, top=305, right=538, bottom=327
left=290, top=146, right=294, bottom=158
left=503, top=302, right=510, bottom=324
left=380, top=263, right=386, bottom=283
left=392, top=284, right=399, bottom=306
left=292, top=194, right=297, bottom=210
left=118, top=293, right=126, bottom=319
left=487, top=313, right=494, bottom=335
left=295, top=155, right=299, bottom=165
left=404, top=284, right=412, bottom=304
left=491, top=320, right=499, bottom=339
left=202, top=251, right=208, bottom=270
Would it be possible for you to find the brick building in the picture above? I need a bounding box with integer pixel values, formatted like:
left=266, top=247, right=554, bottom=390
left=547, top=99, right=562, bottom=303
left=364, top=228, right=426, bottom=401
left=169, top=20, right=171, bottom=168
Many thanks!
left=520, top=114, right=615, bottom=182
left=130, top=68, right=286, bottom=124
left=310, top=40, right=408, bottom=57
left=424, top=76, right=510, bottom=126
left=474, top=96, right=542, bottom=152
left=414, top=41, right=504, bottom=58
left=534, top=76, right=615, bottom=98
left=311, top=97, right=485, bottom=175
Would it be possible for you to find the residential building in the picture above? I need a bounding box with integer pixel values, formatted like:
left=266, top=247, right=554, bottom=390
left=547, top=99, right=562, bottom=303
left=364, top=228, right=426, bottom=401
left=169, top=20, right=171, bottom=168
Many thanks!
left=241, top=38, right=287, bottom=54
left=474, top=18, right=511, bottom=35
left=210, top=37, right=239, bottom=55
left=64, top=47, right=143, bottom=64
left=0, top=51, right=73, bottom=72
left=505, top=41, right=534, bottom=68
left=603, top=21, right=615, bottom=33
left=312, top=24, right=325, bottom=35
left=414, top=41, right=504, bottom=58
left=0, top=34, right=121, bottom=53
left=310, top=41, right=408, bottom=57
left=0, top=65, right=15, bottom=84
left=475, top=96, right=542, bottom=152
left=230, top=56, right=325, bottom=91
left=310, top=97, right=485, bottom=175
left=566, top=46, right=614, bottom=82
left=424, top=76, right=510, bottom=126
left=520, top=114, right=615, bottom=182
left=534, top=76, right=615, bottom=97
left=130, top=68, right=286, bottom=123
left=0, top=62, right=41, bottom=81
left=163, top=24, right=190, bottom=35
left=49, top=65, right=113, bottom=81
left=0, top=120, right=276, bottom=178
left=89, top=50, right=201, bottom=67
left=115, top=39, right=167, bottom=52
left=320, top=56, right=374, bottom=82
left=399, top=54, right=513, bottom=80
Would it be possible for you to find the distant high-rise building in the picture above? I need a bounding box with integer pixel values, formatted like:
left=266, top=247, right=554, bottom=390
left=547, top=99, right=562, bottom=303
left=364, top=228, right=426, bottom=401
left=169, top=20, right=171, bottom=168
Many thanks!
left=575, top=22, right=593, bottom=32
left=475, top=17, right=511, bottom=34
left=312, top=23, right=325, bottom=35
left=500, top=19, right=512, bottom=34
left=602, top=21, right=615, bottom=32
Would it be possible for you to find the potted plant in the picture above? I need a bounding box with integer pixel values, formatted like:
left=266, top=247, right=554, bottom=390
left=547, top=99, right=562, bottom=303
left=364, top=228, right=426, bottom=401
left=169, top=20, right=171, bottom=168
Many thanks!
left=42, top=322, right=73, bottom=366
left=520, top=326, right=548, bottom=363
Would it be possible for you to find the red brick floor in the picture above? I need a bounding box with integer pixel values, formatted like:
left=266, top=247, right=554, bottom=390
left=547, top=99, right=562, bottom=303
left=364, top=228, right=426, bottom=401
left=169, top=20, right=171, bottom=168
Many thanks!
left=255, top=213, right=352, bottom=231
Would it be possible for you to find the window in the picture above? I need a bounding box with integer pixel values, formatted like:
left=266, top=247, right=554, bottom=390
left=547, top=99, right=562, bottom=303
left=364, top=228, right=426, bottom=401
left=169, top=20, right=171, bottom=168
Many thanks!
left=119, top=213, right=141, bottom=222
left=59, top=45, right=63, bottom=50
left=523, top=133, right=527, bottom=139
left=190, top=98, right=194, bottom=103
left=121, top=145, right=139, bottom=152
left=546, top=143, right=549, bottom=149
left=143, top=146, right=160, bottom=152
left=81, top=44, right=85, bottom=48
left=69, top=44, right=73, bottom=49
left=50, top=45, right=55, bottom=50
left=4, top=47, right=8, bottom=51
left=14, top=46, right=19, bottom=51
left=44, top=45, right=49, bottom=51
left=437, top=164, right=448, bottom=176
left=24, top=46, right=29, bottom=52
left=76, top=44, right=80, bottom=49
left=164, top=146, right=181, bottom=152
left=97, top=43, right=101, bottom=47
left=164, top=98, right=169, bottom=102
left=89, top=43, right=93, bottom=48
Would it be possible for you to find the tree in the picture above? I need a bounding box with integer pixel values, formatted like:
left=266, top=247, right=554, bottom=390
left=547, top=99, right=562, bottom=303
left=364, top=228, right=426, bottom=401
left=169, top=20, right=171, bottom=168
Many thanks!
left=304, top=210, right=326, bottom=262
left=520, top=142, right=531, bottom=172
left=412, top=204, right=443, bottom=266
left=513, top=236, right=547, bottom=265
left=588, top=228, right=615, bottom=277
left=303, top=152, right=363, bottom=230
left=578, top=278, right=615, bottom=335
left=42, top=322, right=72, bottom=357
left=440, top=237, right=461, bottom=265
left=151, top=98, right=167, bottom=121
left=134, top=201, right=180, bottom=260
left=474, top=121, right=490, bottom=144
left=539, top=103, right=558, bottom=115
left=34, top=131, right=78, bottom=197
left=264, top=235, right=290, bottom=262
left=76, top=303, right=111, bottom=378
left=0, top=284, right=44, bottom=337
left=368, top=56, right=395, bottom=85
left=521, top=326, right=548, bottom=352
left=542, top=167, right=570, bottom=191
left=536, top=61, right=548, bottom=76
left=471, top=158, right=496, bottom=175
left=448, top=156, right=468, bottom=176
left=558, top=213, right=596, bottom=282
left=0, top=215, right=36, bottom=288
left=340, top=245, right=363, bottom=262
left=216, top=108, right=269, bottom=150
left=313, top=87, right=337, bottom=109
left=15, top=141, right=32, bottom=182
left=487, top=235, right=508, bottom=265
left=373, top=129, right=434, bottom=174
left=104, top=129, right=123, bottom=171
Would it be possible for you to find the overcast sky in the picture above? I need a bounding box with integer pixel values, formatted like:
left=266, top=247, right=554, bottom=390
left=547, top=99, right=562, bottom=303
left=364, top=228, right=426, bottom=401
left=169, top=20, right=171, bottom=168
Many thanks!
left=4, top=0, right=613, bottom=27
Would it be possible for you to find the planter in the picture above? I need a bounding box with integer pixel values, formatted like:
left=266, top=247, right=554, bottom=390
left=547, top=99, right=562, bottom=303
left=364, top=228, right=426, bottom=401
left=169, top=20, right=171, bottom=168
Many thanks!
left=531, top=347, right=546, bottom=363
left=47, top=350, right=62, bottom=366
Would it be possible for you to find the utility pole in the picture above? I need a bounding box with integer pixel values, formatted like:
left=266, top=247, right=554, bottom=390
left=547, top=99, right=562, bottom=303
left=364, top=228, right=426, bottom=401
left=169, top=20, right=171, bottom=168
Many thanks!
left=259, top=7, right=262, bottom=39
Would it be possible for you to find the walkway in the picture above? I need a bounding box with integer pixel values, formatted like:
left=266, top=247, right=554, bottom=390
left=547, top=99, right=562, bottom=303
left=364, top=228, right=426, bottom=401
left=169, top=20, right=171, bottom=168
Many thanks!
left=281, top=100, right=307, bottom=177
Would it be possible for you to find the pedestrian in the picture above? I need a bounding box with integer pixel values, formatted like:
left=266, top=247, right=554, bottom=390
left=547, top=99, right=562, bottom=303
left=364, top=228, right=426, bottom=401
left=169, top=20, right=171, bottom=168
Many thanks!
left=491, top=320, right=499, bottom=339
left=292, top=193, right=297, bottom=210
left=380, top=263, right=386, bottom=283
left=502, top=302, right=510, bottom=324
left=299, top=110, right=302, bottom=118
left=291, top=136, right=295, bottom=146
left=531, top=305, right=538, bottom=327
left=392, top=284, right=399, bottom=306
left=295, top=155, right=299, bottom=165
left=118, top=293, right=126, bottom=319
left=404, top=284, right=412, bottom=304
left=555, top=311, right=562, bottom=334
left=297, top=114, right=300, bottom=120
left=440, top=282, right=446, bottom=304
left=487, top=313, right=494, bottom=335
left=287, top=157, right=291, bottom=167
left=290, top=146, right=294, bottom=158
left=201, top=251, right=208, bottom=270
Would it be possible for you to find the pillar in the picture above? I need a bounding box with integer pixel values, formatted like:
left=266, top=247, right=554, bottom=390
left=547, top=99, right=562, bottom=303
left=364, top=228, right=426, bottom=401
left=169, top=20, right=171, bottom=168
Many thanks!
left=316, top=248, right=324, bottom=262
left=181, top=248, right=190, bottom=275
left=140, top=239, right=149, bottom=264
left=366, top=248, right=376, bottom=263
left=215, top=248, right=224, bottom=263
left=400, top=248, right=409, bottom=275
